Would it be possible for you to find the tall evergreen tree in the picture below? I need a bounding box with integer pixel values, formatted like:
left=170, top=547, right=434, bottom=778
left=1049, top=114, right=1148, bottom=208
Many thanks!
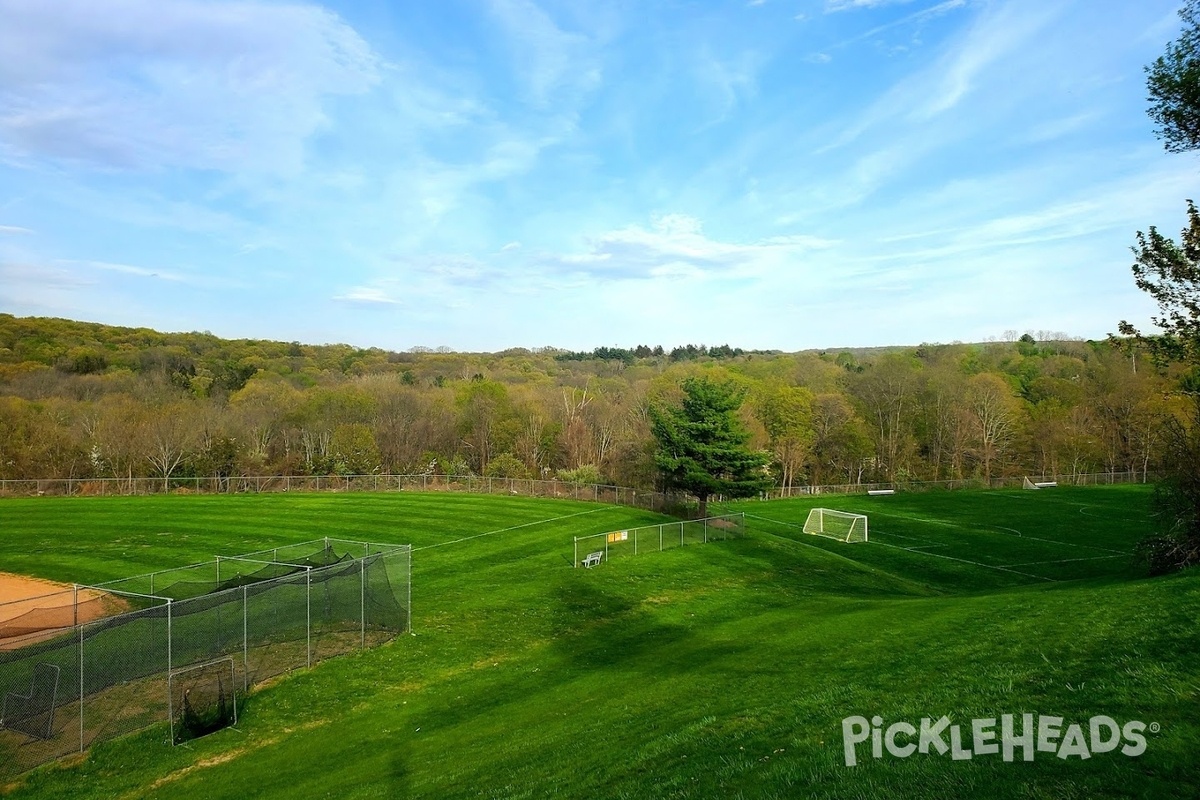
left=650, top=377, right=771, bottom=518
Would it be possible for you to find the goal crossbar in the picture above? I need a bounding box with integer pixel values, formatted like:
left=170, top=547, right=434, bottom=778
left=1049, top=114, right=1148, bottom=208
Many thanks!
left=803, top=508, right=868, bottom=543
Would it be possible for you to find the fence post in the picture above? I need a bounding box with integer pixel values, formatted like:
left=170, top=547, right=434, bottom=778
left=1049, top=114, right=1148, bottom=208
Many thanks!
left=704, top=518, right=708, bottom=543
left=306, top=568, right=312, bottom=669
left=573, top=537, right=578, bottom=568
left=361, top=556, right=366, bottom=648
left=243, top=584, right=249, bottom=693
left=660, top=524, right=663, bottom=552
left=166, top=600, right=173, bottom=743
left=78, top=622, right=84, bottom=752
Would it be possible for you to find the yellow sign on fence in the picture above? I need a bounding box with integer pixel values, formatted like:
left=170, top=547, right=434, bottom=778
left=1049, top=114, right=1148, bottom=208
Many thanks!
left=606, top=531, right=628, bottom=544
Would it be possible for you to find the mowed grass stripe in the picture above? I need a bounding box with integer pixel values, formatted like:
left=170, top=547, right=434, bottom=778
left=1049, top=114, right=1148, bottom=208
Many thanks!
left=3, top=486, right=1198, bottom=800
left=732, top=487, right=1146, bottom=585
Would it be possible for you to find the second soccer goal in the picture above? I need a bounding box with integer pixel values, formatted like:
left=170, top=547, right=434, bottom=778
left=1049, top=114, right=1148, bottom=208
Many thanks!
left=803, top=508, right=868, bottom=543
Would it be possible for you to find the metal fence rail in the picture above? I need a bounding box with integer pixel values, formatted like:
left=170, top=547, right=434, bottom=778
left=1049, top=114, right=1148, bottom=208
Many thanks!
left=0, top=474, right=688, bottom=513
left=758, top=471, right=1153, bottom=499
left=0, top=538, right=411, bottom=780
left=0, top=471, right=1152, bottom=509
left=573, top=513, right=746, bottom=568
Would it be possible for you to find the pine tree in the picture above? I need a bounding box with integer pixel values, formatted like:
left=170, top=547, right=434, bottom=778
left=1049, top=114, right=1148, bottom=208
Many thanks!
left=650, top=377, right=772, bottom=518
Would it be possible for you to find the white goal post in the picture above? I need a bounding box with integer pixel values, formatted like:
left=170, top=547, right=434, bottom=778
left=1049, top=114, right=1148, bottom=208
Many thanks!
left=1023, top=476, right=1058, bottom=489
left=803, top=508, right=868, bottom=543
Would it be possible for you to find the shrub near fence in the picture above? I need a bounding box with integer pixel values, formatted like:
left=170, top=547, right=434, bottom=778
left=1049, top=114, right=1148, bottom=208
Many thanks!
left=0, top=539, right=410, bottom=780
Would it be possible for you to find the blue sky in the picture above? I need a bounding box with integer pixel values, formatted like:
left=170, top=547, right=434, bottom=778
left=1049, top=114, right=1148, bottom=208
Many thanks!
left=0, top=0, right=1193, bottom=351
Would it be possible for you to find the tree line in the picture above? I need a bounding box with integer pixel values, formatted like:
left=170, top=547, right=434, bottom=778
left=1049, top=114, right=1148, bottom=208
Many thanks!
left=0, top=314, right=1185, bottom=492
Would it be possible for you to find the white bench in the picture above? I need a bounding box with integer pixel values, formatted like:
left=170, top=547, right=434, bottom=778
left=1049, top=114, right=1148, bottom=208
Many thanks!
left=867, top=489, right=895, bottom=496
left=581, top=551, right=603, bottom=568
left=1034, top=481, right=1058, bottom=488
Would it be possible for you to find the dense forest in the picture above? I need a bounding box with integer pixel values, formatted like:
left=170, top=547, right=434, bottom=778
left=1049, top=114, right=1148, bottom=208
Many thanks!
left=0, top=313, right=1186, bottom=490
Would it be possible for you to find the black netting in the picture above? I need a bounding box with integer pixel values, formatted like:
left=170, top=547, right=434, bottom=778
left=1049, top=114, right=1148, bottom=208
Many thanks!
left=0, top=541, right=410, bottom=780
left=172, top=661, right=236, bottom=744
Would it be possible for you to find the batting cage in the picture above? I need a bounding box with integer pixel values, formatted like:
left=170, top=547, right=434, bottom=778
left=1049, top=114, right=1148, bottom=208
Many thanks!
left=0, top=538, right=410, bottom=778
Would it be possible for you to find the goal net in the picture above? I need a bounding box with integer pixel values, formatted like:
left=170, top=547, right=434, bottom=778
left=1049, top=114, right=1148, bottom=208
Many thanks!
left=1023, top=476, right=1058, bottom=489
left=802, top=508, right=868, bottom=543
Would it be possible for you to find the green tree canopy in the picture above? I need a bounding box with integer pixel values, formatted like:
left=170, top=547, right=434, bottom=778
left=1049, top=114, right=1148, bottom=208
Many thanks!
left=1119, top=199, right=1200, bottom=370
left=1147, top=0, right=1200, bottom=153
left=1124, top=1, right=1200, bottom=573
left=650, top=376, right=771, bottom=517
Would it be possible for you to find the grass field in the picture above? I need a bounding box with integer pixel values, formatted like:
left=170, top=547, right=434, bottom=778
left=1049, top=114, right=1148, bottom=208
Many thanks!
left=1, top=486, right=1198, bottom=799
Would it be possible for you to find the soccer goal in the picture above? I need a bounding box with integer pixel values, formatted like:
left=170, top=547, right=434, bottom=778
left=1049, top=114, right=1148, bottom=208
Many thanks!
left=803, top=508, right=868, bottom=543
left=1023, top=476, right=1058, bottom=489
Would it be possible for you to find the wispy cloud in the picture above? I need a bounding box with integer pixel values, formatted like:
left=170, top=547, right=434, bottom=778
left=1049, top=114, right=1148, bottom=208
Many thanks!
left=61, top=259, right=189, bottom=282
left=819, top=0, right=1061, bottom=151
left=826, top=0, right=922, bottom=12
left=0, top=0, right=380, bottom=174
left=333, top=286, right=403, bottom=307
left=57, top=258, right=247, bottom=290
left=486, top=0, right=600, bottom=108
left=1, top=261, right=95, bottom=290
left=0, top=0, right=1185, bottom=349
left=820, top=0, right=967, bottom=54
left=537, top=214, right=836, bottom=281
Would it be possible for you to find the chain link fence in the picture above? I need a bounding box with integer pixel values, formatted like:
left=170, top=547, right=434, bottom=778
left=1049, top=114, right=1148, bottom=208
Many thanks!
left=0, top=539, right=410, bottom=779
left=0, top=471, right=1151, bottom=509
left=759, top=471, right=1153, bottom=499
left=573, top=513, right=746, bottom=568
left=0, top=474, right=682, bottom=511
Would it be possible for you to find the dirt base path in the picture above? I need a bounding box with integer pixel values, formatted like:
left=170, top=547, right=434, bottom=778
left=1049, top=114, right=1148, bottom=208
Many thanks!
left=0, top=572, right=127, bottom=649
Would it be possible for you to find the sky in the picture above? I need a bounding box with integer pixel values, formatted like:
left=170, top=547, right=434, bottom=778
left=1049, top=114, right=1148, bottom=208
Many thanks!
left=0, top=0, right=1195, bottom=352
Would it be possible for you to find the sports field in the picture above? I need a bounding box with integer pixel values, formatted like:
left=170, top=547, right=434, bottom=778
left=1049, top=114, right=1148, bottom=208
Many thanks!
left=1, top=485, right=1198, bottom=799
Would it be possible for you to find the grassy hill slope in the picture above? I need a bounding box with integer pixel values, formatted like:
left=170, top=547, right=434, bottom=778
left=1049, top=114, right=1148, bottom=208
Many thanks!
left=2, top=487, right=1197, bottom=799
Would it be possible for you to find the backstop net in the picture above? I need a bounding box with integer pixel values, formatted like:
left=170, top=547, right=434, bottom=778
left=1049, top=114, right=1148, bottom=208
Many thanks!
left=0, top=538, right=410, bottom=779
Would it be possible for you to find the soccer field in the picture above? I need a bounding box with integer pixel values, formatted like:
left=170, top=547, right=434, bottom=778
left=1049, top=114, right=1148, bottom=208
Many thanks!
left=1, top=486, right=1198, bottom=799
left=733, top=486, right=1147, bottom=585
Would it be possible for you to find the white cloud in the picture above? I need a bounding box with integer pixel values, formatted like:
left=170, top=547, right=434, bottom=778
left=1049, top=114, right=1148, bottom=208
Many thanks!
left=820, top=0, right=1061, bottom=151
left=539, top=214, right=837, bottom=281
left=63, top=259, right=190, bottom=282
left=0, top=0, right=380, bottom=174
left=487, top=0, right=599, bottom=108
left=333, top=286, right=402, bottom=307
left=1022, top=111, right=1102, bottom=144
left=0, top=224, right=33, bottom=234
left=823, top=0, right=966, bottom=52
left=693, top=50, right=763, bottom=127
left=57, top=258, right=248, bottom=289
left=1, top=261, right=95, bottom=290
left=826, top=0, right=921, bottom=11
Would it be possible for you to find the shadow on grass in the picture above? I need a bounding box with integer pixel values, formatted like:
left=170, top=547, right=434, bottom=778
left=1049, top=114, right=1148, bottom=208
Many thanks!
left=548, top=578, right=748, bottom=673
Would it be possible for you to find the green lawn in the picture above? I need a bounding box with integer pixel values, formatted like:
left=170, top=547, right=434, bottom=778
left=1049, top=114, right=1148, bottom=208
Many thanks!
left=2, top=486, right=1198, bottom=799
